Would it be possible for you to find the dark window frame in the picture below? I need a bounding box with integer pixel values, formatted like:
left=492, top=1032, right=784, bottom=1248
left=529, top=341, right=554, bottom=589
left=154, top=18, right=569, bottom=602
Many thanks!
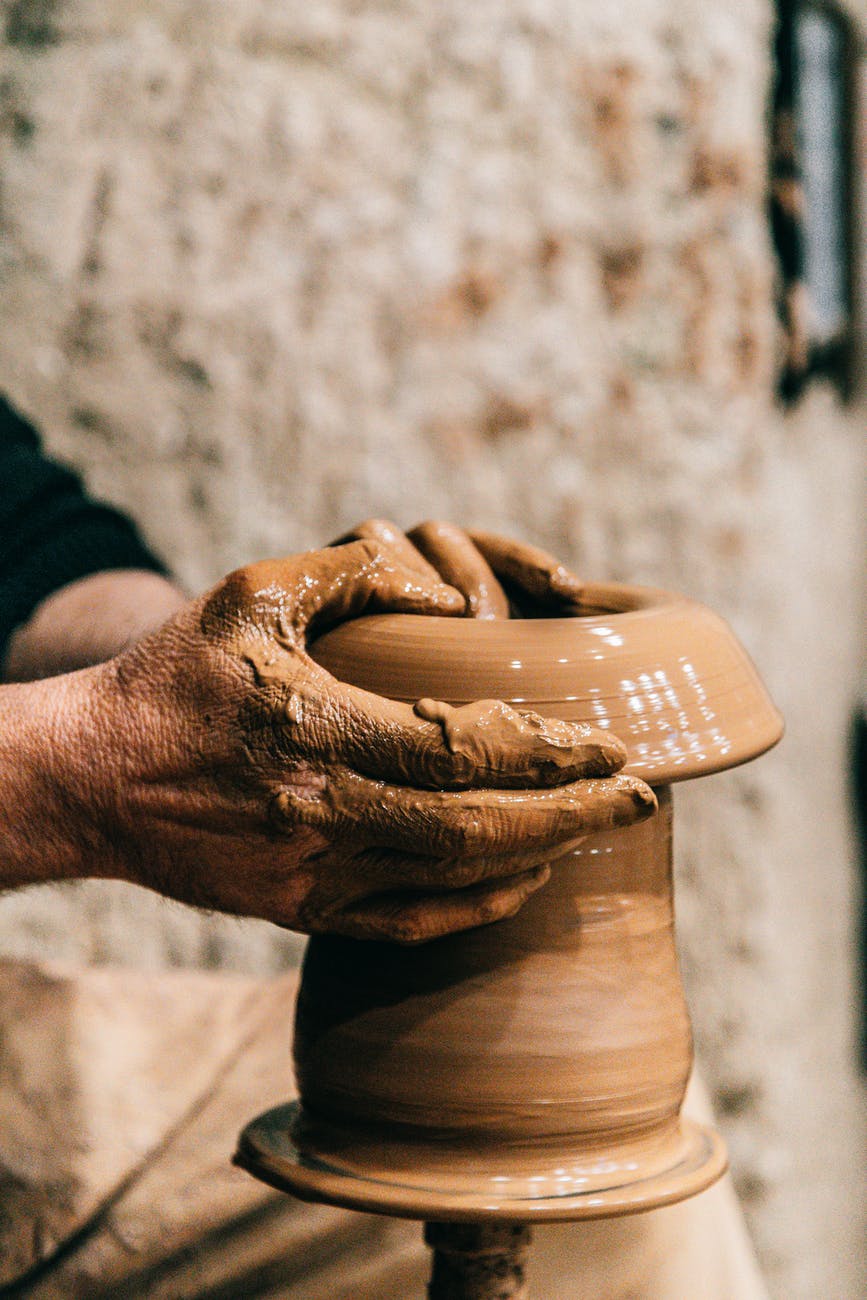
left=771, top=0, right=859, bottom=402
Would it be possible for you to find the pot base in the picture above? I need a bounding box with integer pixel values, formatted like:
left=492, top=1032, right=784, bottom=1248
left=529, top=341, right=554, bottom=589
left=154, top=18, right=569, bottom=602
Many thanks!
left=234, top=1101, right=727, bottom=1224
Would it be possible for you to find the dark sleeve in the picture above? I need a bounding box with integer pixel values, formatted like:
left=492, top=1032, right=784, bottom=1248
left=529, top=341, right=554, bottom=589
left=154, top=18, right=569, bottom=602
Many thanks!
left=0, top=394, right=166, bottom=660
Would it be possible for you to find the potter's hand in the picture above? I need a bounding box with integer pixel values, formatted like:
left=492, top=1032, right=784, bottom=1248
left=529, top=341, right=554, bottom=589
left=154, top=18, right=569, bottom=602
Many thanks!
left=78, top=541, right=653, bottom=942
left=335, top=518, right=583, bottom=618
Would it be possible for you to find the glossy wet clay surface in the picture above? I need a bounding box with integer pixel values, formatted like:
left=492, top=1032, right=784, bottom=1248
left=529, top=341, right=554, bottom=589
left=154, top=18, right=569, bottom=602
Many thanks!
left=239, top=576, right=780, bottom=1222
left=310, top=582, right=783, bottom=785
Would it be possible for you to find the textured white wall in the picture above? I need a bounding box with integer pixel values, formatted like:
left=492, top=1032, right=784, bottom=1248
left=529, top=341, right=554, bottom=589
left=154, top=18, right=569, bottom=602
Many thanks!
left=0, top=1, right=864, bottom=1296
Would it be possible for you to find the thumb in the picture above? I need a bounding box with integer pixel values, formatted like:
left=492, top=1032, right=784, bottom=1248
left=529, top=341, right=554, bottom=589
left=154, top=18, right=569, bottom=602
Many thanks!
left=292, top=540, right=466, bottom=641
left=200, top=543, right=465, bottom=649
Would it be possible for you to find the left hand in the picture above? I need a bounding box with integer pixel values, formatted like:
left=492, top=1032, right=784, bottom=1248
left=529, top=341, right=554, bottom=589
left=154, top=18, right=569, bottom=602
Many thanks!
left=75, top=539, right=650, bottom=943
left=332, top=517, right=586, bottom=619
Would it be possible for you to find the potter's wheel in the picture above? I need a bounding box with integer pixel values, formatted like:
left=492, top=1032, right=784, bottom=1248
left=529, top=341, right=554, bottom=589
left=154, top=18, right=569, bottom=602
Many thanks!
left=236, top=1101, right=726, bottom=1222
left=235, top=580, right=781, bottom=1298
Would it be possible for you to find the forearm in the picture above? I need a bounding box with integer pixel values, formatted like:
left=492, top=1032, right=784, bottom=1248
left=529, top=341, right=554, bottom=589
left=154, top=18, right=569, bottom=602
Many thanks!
left=3, top=570, right=186, bottom=682
left=0, top=571, right=186, bottom=888
left=0, top=672, right=105, bottom=888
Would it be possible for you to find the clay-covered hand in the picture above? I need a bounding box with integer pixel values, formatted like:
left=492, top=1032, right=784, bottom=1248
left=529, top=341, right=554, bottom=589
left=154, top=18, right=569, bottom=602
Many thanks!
left=81, top=539, right=653, bottom=942
left=334, top=518, right=584, bottom=618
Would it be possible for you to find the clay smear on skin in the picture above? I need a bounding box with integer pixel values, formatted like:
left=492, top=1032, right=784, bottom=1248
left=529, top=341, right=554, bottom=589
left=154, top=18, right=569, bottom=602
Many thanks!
left=240, top=631, right=626, bottom=791
left=413, top=696, right=625, bottom=780
left=229, top=537, right=629, bottom=794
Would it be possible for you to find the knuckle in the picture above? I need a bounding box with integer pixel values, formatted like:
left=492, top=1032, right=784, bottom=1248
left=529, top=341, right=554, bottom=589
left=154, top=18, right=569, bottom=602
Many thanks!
left=356, top=537, right=388, bottom=566
left=268, top=791, right=295, bottom=827
left=476, top=897, right=503, bottom=925
left=447, top=813, right=483, bottom=853
left=200, top=567, right=254, bottom=632
left=438, top=751, right=475, bottom=787
left=268, top=781, right=328, bottom=832
left=389, top=915, right=426, bottom=944
left=434, top=859, right=481, bottom=888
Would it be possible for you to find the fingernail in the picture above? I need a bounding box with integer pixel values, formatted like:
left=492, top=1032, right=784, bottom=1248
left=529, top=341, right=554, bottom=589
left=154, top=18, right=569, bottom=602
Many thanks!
left=598, top=734, right=628, bottom=771
left=622, top=778, right=656, bottom=816
left=437, top=585, right=466, bottom=613
left=551, top=568, right=584, bottom=600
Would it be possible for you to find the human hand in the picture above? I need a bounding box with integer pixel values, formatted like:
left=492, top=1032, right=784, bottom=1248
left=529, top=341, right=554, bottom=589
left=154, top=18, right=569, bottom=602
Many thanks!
left=78, top=538, right=653, bottom=942
left=333, top=518, right=585, bottom=618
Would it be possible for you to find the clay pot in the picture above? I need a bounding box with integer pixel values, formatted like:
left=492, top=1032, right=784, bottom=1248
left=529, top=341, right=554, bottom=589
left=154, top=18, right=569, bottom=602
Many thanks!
left=237, top=584, right=782, bottom=1222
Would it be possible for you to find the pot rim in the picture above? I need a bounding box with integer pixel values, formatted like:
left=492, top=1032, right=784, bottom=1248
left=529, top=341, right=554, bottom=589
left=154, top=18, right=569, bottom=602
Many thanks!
left=311, top=581, right=784, bottom=784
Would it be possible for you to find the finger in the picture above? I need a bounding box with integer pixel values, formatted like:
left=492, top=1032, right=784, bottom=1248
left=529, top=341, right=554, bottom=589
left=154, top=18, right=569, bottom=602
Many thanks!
left=203, top=543, right=465, bottom=646
left=406, top=521, right=510, bottom=619
left=269, top=541, right=467, bottom=642
left=326, top=866, right=552, bottom=944
left=468, top=530, right=584, bottom=612
left=285, top=683, right=629, bottom=789
left=269, top=771, right=656, bottom=862
left=412, top=697, right=629, bottom=782
left=301, top=540, right=467, bottom=634
left=330, top=518, right=445, bottom=586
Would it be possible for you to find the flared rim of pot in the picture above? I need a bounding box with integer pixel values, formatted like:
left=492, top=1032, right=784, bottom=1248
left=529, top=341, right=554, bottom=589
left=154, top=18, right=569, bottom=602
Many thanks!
left=311, top=581, right=784, bottom=784
left=235, top=1101, right=728, bottom=1223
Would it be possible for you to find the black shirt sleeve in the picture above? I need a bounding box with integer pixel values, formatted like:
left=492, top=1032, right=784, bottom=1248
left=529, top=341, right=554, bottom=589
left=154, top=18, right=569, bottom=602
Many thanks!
left=0, top=394, right=166, bottom=660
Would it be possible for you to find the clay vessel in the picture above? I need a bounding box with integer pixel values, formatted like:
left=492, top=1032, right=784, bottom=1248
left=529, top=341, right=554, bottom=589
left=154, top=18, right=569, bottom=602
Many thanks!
left=237, top=584, right=782, bottom=1222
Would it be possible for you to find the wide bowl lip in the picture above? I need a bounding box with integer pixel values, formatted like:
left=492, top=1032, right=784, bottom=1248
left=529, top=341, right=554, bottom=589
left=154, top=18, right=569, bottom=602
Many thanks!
left=312, top=582, right=714, bottom=642
left=310, top=580, right=784, bottom=785
left=526, top=580, right=690, bottom=618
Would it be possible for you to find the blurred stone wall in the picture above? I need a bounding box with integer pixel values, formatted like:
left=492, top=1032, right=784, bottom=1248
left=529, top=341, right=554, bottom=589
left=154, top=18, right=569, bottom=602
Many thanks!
left=0, top=1, right=864, bottom=1296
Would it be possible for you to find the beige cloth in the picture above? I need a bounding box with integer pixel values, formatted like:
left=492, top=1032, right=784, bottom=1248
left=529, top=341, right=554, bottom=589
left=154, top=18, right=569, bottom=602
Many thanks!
left=0, top=960, right=767, bottom=1298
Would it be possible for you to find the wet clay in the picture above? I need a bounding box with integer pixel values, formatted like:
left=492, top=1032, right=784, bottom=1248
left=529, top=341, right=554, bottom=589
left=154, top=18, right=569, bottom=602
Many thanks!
left=413, top=696, right=629, bottom=782
left=196, top=537, right=653, bottom=944
left=242, top=786, right=727, bottom=1220
left=238, top=576, right=781, bottom=1224
left=309, top=583, right=784, bottom=783
left=294, top=789, right=687, bottom=1145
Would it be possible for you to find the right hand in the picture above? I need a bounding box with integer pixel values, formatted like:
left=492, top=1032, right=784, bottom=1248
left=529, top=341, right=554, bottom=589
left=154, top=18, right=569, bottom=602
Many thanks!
left=72, top=537, right=653, bottom=943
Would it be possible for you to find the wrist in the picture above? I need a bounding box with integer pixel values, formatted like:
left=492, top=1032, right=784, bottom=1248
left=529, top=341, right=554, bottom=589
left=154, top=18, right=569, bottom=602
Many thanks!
left=0, top=667, right=127, bottom=889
